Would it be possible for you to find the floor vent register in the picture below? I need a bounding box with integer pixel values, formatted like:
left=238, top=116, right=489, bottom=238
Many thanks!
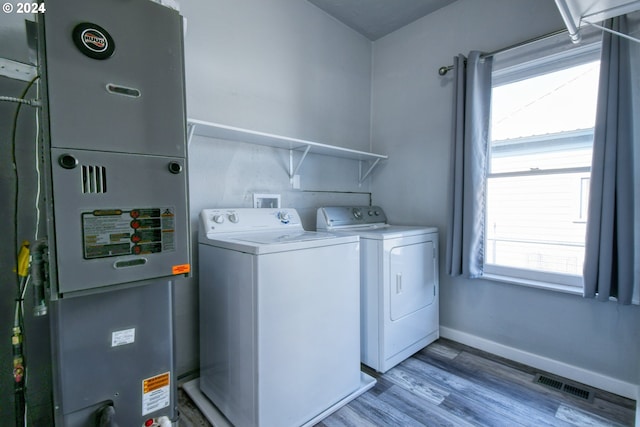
left=534, top=373, right=594, bottom=402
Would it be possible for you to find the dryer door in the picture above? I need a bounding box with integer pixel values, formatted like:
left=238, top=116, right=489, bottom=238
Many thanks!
left=389, top=240, right=436, bottom=320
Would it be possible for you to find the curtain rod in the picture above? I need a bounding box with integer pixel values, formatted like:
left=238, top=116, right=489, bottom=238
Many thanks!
left=437, top=28, right=567, bottom=76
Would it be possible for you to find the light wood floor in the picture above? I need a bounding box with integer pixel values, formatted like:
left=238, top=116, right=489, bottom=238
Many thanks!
left=178, top=338, right=636, bottom=427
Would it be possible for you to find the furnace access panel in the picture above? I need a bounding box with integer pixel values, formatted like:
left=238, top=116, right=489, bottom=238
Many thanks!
left=42, top=0, right=186, bottom=157
left=50, top=149, right=190, bottom=294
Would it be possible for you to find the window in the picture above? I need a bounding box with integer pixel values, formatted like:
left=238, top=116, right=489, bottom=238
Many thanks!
left=484, top=39, right=601, bottom=289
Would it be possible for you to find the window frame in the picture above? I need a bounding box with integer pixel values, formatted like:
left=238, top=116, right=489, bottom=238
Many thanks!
left=482, top=37, right=602, bottom=290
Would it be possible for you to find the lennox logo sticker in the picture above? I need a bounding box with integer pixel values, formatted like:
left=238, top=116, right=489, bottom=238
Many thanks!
left=72, top=23, right=115, bottom=60
left=82, top=29, right=108, bottom=52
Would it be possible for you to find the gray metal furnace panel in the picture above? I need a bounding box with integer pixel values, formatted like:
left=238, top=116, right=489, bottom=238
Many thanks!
left=51, top=148, right=190, bottom=295
left=51, top=281, right=176, bottom=426
left=42, top=0, right=186, bottom=157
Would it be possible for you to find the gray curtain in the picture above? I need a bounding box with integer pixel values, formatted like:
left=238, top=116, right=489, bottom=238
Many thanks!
left=583, top=16, right=637, bottom=304
left=446, top=51, right=493, bottom=278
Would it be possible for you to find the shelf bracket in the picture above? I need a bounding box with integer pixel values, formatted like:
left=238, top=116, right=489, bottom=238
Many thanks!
left=359, top=158, right=381, bottom=185
left=187, top=122, right=196, bottom=147
left=0, top=58, right=37, bottom=82
left=289, top=145, right=311, bottom=180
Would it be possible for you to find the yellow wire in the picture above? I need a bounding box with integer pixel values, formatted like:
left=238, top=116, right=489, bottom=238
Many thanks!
left=17, top=241, right=30, bottom=278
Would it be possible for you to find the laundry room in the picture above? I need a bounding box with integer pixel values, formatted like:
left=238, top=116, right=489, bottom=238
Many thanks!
left=1, top=0, right=640, bottom=426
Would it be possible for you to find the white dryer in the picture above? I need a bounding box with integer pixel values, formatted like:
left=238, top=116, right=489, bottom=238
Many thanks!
left=198, top=208, right=374, bottom=427
left=317, top=206, right=439, bottom=373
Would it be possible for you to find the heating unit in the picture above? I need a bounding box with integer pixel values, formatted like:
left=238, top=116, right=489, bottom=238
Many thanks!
left=36, top=0, right=190, bottom=425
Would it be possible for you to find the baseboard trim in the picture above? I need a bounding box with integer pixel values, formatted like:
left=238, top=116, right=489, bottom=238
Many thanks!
left=440, top=326, right=638, bottom=400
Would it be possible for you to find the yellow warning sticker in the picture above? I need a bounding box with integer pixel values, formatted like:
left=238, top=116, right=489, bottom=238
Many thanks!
left=142, top=372, right=170, bottom=416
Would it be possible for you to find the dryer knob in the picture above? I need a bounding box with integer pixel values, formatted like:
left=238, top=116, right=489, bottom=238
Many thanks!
left=228, top=213, right=240, bottom=223
left=352, top=208, right=363, bottom=220
left=213, top=214, right=225, bottom=224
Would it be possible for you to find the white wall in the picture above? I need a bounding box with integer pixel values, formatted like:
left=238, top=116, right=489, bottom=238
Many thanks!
left=183, top=0, right=372, bottom=150
left=371, top=0, right=640, bottom=397
left=177, top=0, right=374, bottom=376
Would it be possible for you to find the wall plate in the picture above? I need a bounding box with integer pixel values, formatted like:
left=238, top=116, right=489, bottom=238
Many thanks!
left=253, top=193, right=281, bottom=208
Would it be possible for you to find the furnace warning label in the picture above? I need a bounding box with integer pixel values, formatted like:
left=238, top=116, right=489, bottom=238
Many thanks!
left=82, top=207, right=177, bottom=259
left=142, top=372, right=171, bottom=416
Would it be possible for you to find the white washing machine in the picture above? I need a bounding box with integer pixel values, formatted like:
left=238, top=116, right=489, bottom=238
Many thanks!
left=198, top=208, right=374, bottom=427
left=317, top=206, right=439, bottom=373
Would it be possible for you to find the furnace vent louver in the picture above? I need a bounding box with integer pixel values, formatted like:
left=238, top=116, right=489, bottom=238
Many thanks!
left=534, top=374, right=594, bottom=402
left=81, top=165, right=107, bottom=194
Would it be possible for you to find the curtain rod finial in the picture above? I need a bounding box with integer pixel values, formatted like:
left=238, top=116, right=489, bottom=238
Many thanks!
left=438, top=66, right=450, bottom=76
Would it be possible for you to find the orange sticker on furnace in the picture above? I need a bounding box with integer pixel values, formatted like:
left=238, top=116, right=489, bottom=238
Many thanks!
left=143, top=372, right=170, bottom=393
left=142, top=372, right=170, bottom=416
left=172, top=264, right=190, bottom=275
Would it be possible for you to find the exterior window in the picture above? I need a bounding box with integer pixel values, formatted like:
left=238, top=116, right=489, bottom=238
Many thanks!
left=484, top=44, right=601, bottom=288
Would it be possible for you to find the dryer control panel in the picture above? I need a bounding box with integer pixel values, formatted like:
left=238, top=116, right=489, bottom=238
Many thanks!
left=317, top=206, right=388, bottom=229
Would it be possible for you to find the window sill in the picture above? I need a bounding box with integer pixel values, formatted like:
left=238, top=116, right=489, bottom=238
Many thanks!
left=481, top=273, right=584, bottom=296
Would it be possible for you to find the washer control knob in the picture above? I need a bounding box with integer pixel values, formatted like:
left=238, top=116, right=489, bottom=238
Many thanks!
left=213, top=214, right=225, bottom=224
left=228, top=213, right=240, bottom=223
left=277, top=211, right=291, bottom=224
left=368, top=210, right=374, bottom=216
left=352, top=208, right=363, bottom=220
left=374, top=210, right=381, bottom=216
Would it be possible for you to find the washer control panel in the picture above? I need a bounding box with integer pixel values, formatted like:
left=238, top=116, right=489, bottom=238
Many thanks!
left=200, top=208, right=303, bottom=237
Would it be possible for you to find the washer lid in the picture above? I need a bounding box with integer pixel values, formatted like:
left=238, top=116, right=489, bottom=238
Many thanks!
left=232, top=231, right=337, bottom=244
left=201, top=230, right=358, bottom=254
